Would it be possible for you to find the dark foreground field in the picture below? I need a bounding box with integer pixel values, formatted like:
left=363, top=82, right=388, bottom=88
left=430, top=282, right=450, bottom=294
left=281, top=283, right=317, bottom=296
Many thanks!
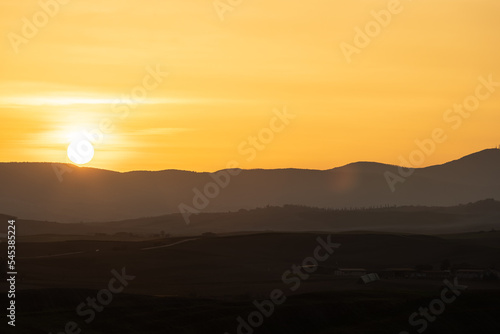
left=8, top=288, right=500, bottom=334
left=2, top=232, right=500, bottom=333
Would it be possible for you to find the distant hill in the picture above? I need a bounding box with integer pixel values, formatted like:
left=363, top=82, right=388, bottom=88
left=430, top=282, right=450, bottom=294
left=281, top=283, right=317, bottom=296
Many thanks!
left=9, top=199, right=500, bottom=237
left=0, top=149, right=499, bottom=223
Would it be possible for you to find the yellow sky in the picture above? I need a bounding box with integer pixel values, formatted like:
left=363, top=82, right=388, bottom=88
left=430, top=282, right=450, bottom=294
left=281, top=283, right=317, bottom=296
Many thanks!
left=1, top=0, right=499, bottom=172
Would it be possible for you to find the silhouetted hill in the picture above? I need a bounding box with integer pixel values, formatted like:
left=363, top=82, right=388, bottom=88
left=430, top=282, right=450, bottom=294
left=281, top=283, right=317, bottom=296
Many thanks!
left=0, top=149, right=499, bottom=222
left=8, top=200, right=500, bottom=237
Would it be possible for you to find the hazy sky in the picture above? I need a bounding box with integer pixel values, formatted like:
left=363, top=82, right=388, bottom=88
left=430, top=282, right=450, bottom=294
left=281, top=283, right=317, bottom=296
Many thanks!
left=1, top=0, right=499, bottom=172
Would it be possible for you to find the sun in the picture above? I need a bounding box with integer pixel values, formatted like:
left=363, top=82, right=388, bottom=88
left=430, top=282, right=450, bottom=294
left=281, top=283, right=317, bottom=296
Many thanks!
left=67, top=137, right=95, bottom=164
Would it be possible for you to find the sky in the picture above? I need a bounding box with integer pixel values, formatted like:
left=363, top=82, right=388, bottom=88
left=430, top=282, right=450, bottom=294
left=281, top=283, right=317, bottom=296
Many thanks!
left=0, top=0, right=499, bottom=172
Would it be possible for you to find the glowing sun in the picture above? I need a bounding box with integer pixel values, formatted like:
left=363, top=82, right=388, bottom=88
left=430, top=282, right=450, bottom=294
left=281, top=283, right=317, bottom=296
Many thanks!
left=67, top=138, right=94, bottom=164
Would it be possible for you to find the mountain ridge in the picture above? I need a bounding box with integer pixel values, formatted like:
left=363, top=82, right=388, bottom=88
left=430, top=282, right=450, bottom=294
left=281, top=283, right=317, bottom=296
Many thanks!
left=3, top=148, right=498, bottom=174
left=0, top=148, right=499, bottom=223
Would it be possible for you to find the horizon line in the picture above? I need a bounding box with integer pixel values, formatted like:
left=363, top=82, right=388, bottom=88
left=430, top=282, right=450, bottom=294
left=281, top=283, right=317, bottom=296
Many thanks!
left=1, top=147, right=498, bottom=174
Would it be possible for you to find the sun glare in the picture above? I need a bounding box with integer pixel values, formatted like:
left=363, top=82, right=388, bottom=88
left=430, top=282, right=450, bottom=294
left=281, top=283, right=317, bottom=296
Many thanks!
left=67, top=138, right=95, bottom=165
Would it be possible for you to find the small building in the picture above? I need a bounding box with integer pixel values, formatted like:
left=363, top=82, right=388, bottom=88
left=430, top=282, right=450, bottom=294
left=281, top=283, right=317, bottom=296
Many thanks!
left=334, top=268, right=367, bottom=277
left=456, top=269, right=485, bottom=280
left=359, top=273, right=380, bottom=284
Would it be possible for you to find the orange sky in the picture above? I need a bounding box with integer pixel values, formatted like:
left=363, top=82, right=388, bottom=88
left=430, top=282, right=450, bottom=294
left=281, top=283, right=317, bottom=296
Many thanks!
left=1, top=0, right=499, bottom=172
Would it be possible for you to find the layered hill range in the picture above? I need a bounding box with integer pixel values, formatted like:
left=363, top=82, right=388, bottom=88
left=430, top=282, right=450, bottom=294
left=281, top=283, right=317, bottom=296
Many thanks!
left=0, top=149, right=499, bottom=223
